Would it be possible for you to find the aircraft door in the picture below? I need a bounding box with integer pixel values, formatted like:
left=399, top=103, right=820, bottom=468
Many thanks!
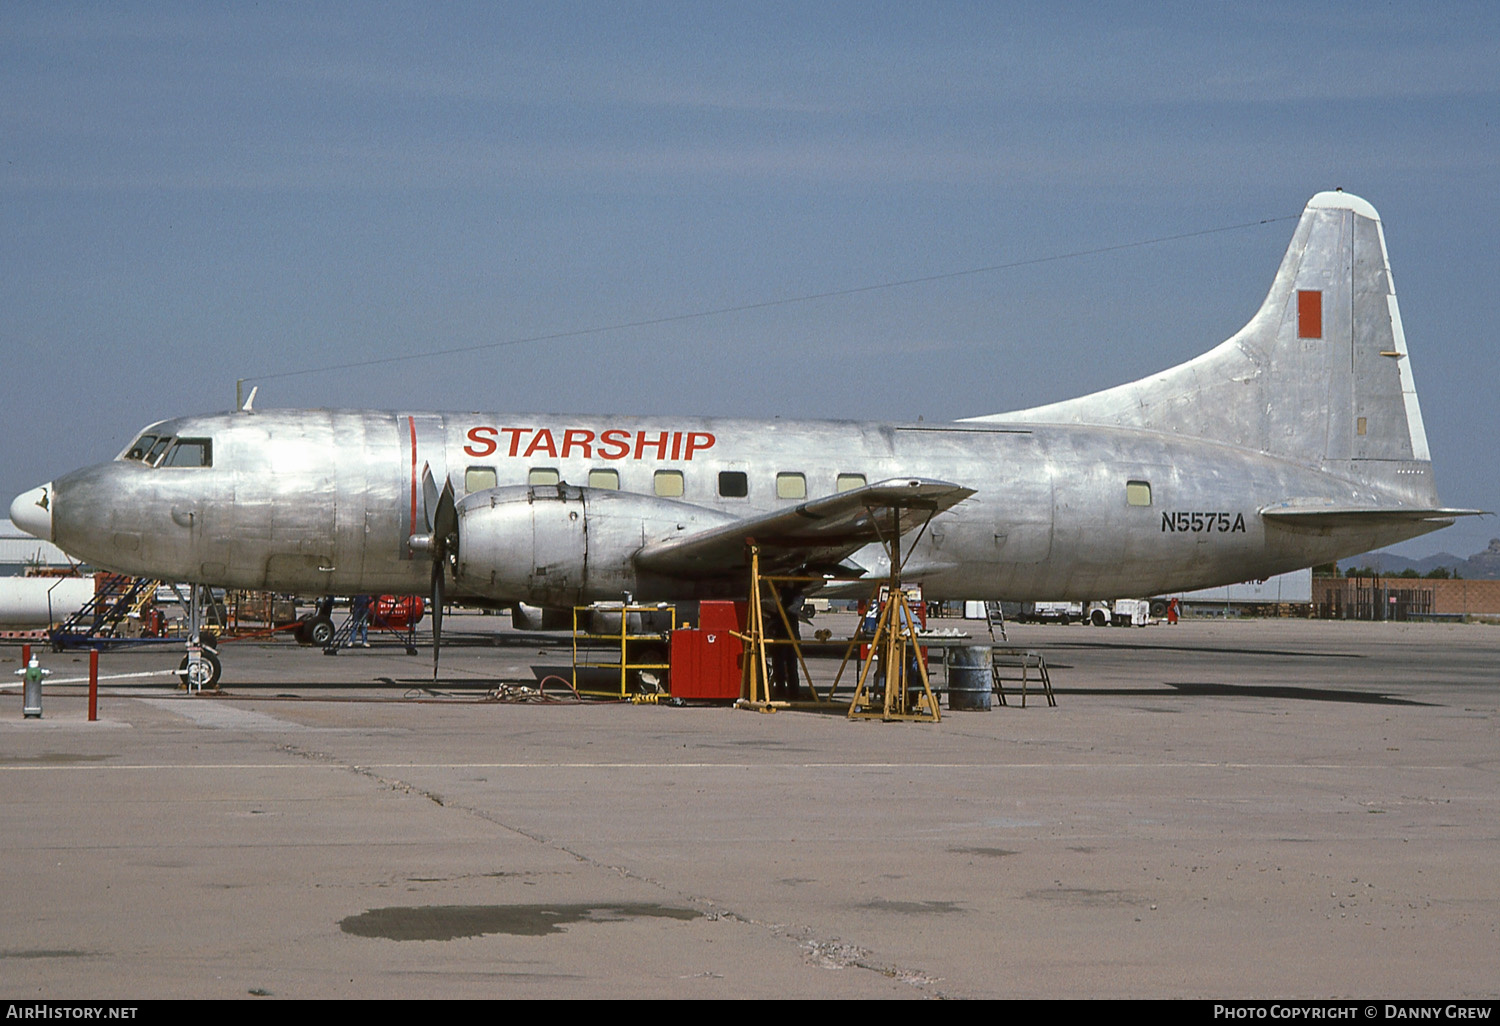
left=226, top=421, right=274, bottom=588
left=262, top=413, right=338, bottom=593
left=990, top=465, right=1054, bottom=564
left=330, top=411, right=375, bottom=590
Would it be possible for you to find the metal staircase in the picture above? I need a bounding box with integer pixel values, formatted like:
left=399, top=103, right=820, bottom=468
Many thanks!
left=48, top=575, right=153, bottom=650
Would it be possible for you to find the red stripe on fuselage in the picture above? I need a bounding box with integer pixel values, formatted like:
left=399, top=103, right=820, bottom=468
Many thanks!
left=408, top=415, right=418, bottom=539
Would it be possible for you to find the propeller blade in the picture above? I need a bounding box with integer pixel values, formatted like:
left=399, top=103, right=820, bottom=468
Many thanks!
left=420, top=463, right=439, bottom=534
left=433, top=479, right=457, bottom=554
left=431, top=557, right=444, bottom=680
left=430, top=480, right=457, bottom=681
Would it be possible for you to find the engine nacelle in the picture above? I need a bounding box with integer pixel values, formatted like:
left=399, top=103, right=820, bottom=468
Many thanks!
left=453, top=483, right=738, bottom=606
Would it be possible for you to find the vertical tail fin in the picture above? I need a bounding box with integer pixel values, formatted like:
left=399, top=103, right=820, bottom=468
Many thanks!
left=970, top=191, right=1439, bottom=506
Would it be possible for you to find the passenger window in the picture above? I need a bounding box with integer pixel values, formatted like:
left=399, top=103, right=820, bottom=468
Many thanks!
left=654, top=470, right=684, bottom=497
left=776, top=473, right=806, bottom=500
left=125, top=435, right=158, bottom=461
left=588, top=469, right=620, bottom=490
left=160, top=438, right=212, bottom=468
left=836, top=473, right=866, bottom=493
left=466, top=467, right=497, bottom=492
left=1126, top=480, right=1152, bottom=507
left=718, top=471, right=748, bottom=498
left=529, top=468, right=560, bottom=486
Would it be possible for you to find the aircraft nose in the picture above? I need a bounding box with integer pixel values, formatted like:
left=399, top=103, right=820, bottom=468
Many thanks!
left=10, top=483, right=54, bottom=541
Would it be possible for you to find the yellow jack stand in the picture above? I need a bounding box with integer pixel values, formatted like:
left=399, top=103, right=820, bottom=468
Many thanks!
left=735, top=545, right=826, bottom=712
left=845, top=584, right=940, bottom=722
left=734, top=495, right=945, bottom=722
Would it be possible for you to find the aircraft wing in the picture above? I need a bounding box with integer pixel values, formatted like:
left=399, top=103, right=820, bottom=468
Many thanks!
left=1261, top=500, right=1487, bottom=528
left=633, top=478, right=976, bottom=579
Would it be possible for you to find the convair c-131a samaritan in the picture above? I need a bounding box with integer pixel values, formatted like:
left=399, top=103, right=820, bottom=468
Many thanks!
left=9, top=192, right=1480, bottom=682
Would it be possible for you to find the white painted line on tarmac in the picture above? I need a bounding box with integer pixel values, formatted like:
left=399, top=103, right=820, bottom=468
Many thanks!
left=4, top=669, right=180, bottom=686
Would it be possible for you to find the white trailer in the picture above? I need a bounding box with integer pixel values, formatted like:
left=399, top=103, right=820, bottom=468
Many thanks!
left=1086, top=598, right=1150, bottom=626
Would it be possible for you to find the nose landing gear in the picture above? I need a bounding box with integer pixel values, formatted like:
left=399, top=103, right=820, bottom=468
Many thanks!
left=177, top=646, right=222, bottom=690
left=177, top=583, right=222, bottom=691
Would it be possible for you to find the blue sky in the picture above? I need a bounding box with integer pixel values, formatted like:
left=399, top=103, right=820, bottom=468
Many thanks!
left=3, top=2, right=1497, bottom=557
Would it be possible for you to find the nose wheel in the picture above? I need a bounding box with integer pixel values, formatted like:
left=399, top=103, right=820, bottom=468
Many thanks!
left=177, top=582, right=223, bottom=691
left=177, top=650, right=222, bottom=690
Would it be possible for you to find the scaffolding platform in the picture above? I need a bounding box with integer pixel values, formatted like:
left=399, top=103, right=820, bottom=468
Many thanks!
left=571, top=604, right=675, bottom=698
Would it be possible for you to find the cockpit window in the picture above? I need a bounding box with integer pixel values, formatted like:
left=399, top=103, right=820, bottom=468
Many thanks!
left=146, top=436, right=173, bottom=465
left=124, top=435, right=159, bottom=461
left=160, top=438, right=212, bottom=468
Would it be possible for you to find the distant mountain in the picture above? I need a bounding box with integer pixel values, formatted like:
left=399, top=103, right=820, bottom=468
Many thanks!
left=1337, top=538, right=1500, bottom=579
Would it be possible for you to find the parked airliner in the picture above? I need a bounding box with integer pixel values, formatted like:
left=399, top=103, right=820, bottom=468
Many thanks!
left=10, top=192, right=1478, bottom=683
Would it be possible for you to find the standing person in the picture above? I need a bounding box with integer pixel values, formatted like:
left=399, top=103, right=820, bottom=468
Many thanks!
left=767, top=588, right=803, bottom=701
left=352, top=594, right=372, bottom=647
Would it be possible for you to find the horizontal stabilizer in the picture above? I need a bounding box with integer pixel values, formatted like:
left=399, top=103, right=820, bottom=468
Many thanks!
left=634, top=478, right=975, bottom=579
left=1261, top=499, right=1486, bottom=528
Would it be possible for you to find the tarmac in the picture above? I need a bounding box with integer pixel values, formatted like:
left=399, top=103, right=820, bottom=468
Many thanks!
left=1, top=614, right=1496, bottom=999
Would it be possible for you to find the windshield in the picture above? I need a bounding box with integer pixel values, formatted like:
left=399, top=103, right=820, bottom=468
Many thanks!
left=146, top=436, right=173, bottom=465
left=119, top=433, right=210, bottom=467
left=123, top=434, right=159, bottom=461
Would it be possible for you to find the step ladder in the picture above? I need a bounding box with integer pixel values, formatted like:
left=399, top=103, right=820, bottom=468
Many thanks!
left=990, top=647, right=1055, bottom=708
left=983, top=601, right=1008, bottom=643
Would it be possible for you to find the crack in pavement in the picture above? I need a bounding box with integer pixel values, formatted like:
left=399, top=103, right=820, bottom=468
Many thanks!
left=273, top=738, right=948, bottom=995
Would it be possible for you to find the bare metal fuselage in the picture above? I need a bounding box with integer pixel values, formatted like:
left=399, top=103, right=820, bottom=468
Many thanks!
left=15, top=192, right=1473, bottom=607
left=41, top=408, right=1439, bottom=604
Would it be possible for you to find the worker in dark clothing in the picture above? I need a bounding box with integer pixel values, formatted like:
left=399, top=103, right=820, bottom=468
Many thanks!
left=352, top=594, right=372, bottom=647
left=768, top=589, right=804, bottom=701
